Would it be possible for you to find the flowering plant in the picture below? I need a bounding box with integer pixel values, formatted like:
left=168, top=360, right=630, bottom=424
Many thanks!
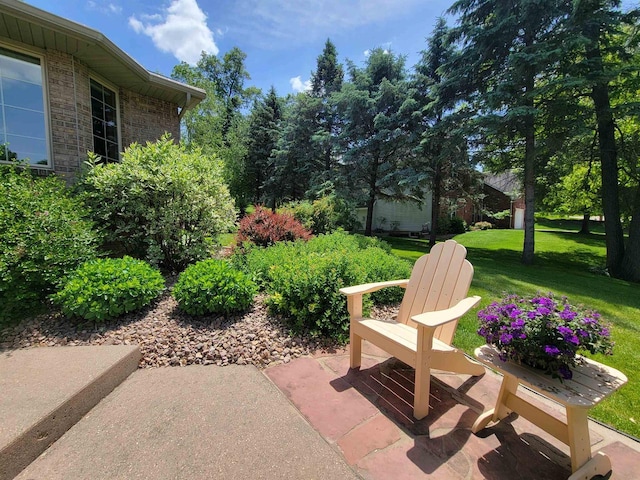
left=477, top=293, right=614, bottom=380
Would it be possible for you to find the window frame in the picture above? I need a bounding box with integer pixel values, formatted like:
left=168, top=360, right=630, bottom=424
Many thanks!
left=0, top=41, right=52, bottom=169
left=89, top=74, right=122, bottom=163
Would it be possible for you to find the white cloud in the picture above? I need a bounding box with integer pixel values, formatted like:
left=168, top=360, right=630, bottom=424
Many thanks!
left=87, top=1, right=122, bottom=15
left=229, top=0, right=426, bottom=47
left=290, top=76, right=311, bottom=93
left=128, top=0, right=218, bottom=65
left=364, top=47, right=390, bottom=58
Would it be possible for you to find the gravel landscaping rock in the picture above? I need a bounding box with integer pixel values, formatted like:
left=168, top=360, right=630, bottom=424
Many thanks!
left=0, top=292, right=400, bottom=369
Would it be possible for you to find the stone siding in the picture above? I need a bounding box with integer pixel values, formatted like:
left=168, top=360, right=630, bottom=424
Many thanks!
left=43, top=49, right=180, bottom=181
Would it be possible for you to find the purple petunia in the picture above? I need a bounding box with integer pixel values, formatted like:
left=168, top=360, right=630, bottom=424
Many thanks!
left=558, top=326, right=573, bottom=336
left=559, top=307, right=578, bottom=320
left=500, top=333, right=513, bottom=344
left=511, top=319, right=525, bottom=329
left=536, top=306, right=552, bottom=316
left=545, top=345, right=561, bottom=356
left=476, top=292, right=613, bottom=381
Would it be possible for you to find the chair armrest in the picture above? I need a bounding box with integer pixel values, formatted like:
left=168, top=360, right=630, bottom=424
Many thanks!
left=339, top=279, right=409, bottom=296
left=411, top=296, right=481, bottom=329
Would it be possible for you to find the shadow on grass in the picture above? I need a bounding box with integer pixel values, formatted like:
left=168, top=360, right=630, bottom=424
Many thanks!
left=536, top=216, right=606, bottom=235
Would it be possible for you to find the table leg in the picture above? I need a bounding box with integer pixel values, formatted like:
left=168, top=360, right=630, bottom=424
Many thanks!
left=566, top=407, right=594, bottom=473
left=472, top=373, right=519, bottom=433
left=567, top=452, right=611, bottom=480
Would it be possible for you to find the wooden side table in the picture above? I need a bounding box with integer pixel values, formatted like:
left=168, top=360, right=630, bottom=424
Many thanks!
left=472, top=345, right=627, bottom=480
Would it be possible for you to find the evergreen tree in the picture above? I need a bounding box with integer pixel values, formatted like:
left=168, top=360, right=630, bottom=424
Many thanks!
left=413, top=18, right=474, bottom=246
left=310, top=39, right=344, bottom=98
left=244, top=87, right=283, bottom=208
left=270, top=94, right=321, bottom=202
left=310, top=39, right=344, bottom=185
left=334, top=49, right=416, bottom=235
left=448, top=0, right=571, bottom=264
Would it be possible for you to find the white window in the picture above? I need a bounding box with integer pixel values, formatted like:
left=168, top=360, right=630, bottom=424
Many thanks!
left=90, top=78, right=120, bottom=163
left=0, top=47, right=49, bottom=167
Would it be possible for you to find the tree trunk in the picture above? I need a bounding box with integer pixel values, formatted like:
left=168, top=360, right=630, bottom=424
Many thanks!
left=521, top=60, right=536, bottom=266
left=429, top=164, right=442, bottom=247
left=582, top=20, right=626, bottom=277
left=365, top=192, right=375, bottom=236
left=591, top=79, right=625, bottom=277
left=620, top=185, right=640, bottom=282
left=579, top=213, right=591, bottom=234
left=364, top=154, right=380, bottom=236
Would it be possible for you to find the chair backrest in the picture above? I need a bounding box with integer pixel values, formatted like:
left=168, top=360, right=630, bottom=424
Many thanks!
left=396, top=239, right=474, bottom=345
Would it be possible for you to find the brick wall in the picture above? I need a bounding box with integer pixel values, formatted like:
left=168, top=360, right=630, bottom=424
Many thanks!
left=44, top=49, right=180, bottom=181
left=119, top=90, right=180, bottom=148
left=45, top=50, right=92, bottom=180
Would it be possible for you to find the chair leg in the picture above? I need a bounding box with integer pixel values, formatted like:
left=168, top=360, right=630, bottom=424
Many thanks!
left=350, top=329, right=362, bottom=369
left=414, top=360, right=430, bottom=420
left=414, top=327, right=434, bottom=419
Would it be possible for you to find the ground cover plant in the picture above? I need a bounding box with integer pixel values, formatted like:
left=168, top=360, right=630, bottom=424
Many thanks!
left=0, top=165, right=99, bottom=324
left=384, top=223, right=640, bottom=439
left=53, top=256, right=164, bottom=322
left=173, top=259, right=256, bottom=315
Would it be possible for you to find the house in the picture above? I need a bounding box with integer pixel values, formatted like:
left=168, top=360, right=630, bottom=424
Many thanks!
left=480, top=172, right=526, bottom=229
left=0, top=0, right=205, bottom=180
left=355, top=171, right=525, bottom=233
left=355, top=193, right=433, bottom=234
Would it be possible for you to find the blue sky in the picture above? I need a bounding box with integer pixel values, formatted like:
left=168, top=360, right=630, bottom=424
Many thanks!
left=26, top=0, right=453, bottom=96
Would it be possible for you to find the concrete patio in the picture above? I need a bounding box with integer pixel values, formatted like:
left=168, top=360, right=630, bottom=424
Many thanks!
left=1, top=342, right=638, bottom=479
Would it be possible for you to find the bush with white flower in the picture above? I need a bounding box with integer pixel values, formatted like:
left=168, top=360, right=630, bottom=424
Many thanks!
left=477, top=293, right=614, bottom=380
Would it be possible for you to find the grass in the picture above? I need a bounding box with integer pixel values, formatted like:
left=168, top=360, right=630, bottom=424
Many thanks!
left=218, top=233, right=236, bottom=247
left=383, top=224, right=640, bottom=439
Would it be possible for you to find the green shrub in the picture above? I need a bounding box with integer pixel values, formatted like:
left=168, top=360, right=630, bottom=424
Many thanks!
left=279, top=195, right=360, bottom=234
left=266, top=251, right=369, bottom=342
left=472, top=221, right=493, bottom=231
left=437, top=216, right=467, bottom=235
left=52, top=256, right=164, bottom=322
left=236, top=231, right=410, bottom=341
left=173, top=259, right=257, bottom=315
left=0, top=165, right=99, bottom=324
left=77, top=134, right=236, bottom=272
left=236, top=206, right=312, bottom=247
left=352, top=248, right=411, bottom=304
left=233, top=231, right=393, bottom=289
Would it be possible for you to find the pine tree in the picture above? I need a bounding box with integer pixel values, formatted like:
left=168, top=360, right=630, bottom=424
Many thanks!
left=448, top=0, right=571, bottom=264
left=334, top=49, right=415, bottom=235
left=413, top=18, right=474, bottom=246
left=244, top=87, right=283, bottom=208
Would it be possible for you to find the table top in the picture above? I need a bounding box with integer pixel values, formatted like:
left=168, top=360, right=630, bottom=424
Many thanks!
left=474, top=345, right=628, bottom=409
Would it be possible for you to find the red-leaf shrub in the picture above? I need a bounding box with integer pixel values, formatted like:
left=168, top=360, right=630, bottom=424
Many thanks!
left=237, top=206, right=312, bottom=247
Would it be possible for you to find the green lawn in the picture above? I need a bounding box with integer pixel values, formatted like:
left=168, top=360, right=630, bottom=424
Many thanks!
left=383, top=226, right=640, bottom=439
left=218, top=233, right=236, bottom=247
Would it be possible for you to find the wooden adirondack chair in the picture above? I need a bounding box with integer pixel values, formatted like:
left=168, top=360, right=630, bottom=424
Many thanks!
left=340, top=239, right=485, bottom=419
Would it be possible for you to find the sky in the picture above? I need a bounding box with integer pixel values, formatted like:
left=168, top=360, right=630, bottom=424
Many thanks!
left=25, top=0, right=454, bottom=96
